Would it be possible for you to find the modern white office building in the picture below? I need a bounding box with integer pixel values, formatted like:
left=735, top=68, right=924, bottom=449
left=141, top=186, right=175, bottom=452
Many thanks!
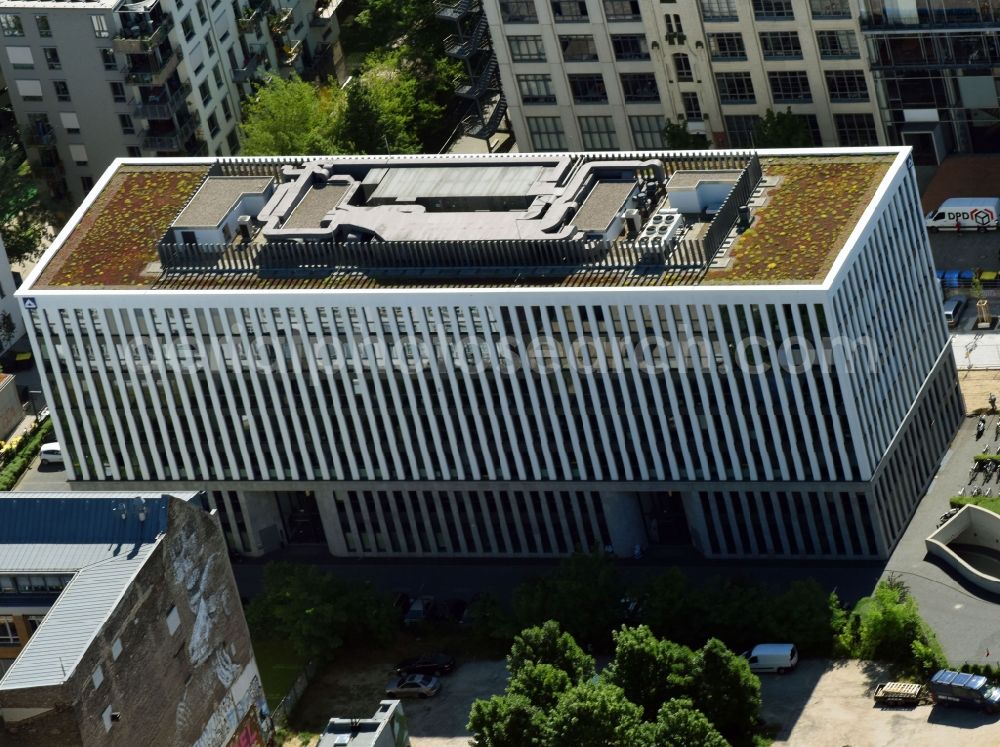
left=0, top=0, right=341, bottom=203
left=481, top=0, right=885, bottom=151
left=17, top=146, right=961, bottom=561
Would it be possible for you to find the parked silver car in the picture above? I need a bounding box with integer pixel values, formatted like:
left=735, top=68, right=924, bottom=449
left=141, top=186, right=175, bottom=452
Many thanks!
left=385, top=673, right=441, bottom=699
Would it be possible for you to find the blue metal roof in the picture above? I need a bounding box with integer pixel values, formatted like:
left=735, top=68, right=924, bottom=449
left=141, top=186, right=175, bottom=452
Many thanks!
left=0, top=492, right=198, bottom=692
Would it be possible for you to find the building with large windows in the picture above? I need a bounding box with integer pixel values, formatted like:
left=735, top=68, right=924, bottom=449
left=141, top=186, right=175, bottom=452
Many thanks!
left=859, top=0, right=1000, bottom=163
left=0, top=0, right=342, bottom=203
left=480, top=0, right=884, bottom=150
left=17, top=147, right=960, bottom=561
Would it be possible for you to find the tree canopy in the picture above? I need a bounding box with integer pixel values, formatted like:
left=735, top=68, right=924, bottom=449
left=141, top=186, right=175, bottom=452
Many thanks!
left=469, top=623, right=760, bottom=747
left=507, top=620, right=595, bottom=683
left=752, top=107, right=814, bottom=148
left=0, top=136, right=52, bottom=264
left=663, top=117, right=710, bottom=149
left=244, top=562, right=396, bottom=661
left=603, top=625, right=695, bottom=719
left=239, top=75, right=344, bottom=156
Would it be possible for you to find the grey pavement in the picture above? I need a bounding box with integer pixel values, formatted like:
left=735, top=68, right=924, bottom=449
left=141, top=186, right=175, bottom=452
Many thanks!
left=14, top=453, right=69, bottom=492
left=882, top=416, right=1000, bottom=665
left=930, top=230, right=1000, bottom=272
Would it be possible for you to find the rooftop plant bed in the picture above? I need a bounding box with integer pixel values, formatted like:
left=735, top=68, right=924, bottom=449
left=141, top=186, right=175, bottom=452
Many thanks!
left=707, top=156, right=892, bottom=285
left=39, top=166, right=209, bottom=288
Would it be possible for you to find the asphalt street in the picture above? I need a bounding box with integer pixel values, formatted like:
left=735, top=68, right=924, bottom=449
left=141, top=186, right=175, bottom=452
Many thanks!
left=931, top=230, right=1000, bottom=273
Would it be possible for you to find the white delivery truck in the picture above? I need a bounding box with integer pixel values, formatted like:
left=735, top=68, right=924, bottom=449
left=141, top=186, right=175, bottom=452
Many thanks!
left=925, top=197, right=1000, bottom=232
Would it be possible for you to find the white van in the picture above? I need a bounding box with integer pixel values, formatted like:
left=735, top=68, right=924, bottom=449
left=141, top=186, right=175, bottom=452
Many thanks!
left=39, top=442, right=63, bottom=465
left=742, top=643, right=798, bottom=674
left=925, top=197, right=1000, bottom=232
left=943, top=296, right=968, bottom=328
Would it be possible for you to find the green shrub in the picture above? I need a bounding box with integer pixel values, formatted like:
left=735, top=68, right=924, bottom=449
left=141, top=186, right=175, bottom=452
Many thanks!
left=952, top=495, right=1000, bottom=514
left=0, top=419, right=53, bottom=490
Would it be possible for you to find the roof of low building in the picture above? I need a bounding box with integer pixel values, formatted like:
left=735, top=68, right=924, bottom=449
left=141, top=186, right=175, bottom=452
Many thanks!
left=0, top=492, right=198, bottom=692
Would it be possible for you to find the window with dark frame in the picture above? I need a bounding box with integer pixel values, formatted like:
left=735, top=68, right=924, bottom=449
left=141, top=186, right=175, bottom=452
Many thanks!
left=568, top=73, right=608, bottom=103
left=611, top=34, right=649, bottom=61
left=834, top=113, right=877, bottom=146
left=825, top=70, right=869, bottom=102
left=508, top=35, right=546, bottom=61
left=603, top=0, right=641, bottom=21
left=526, top=116, right=567, bottom=150
left=700, top=0, right=737, bottom=21
left=707, top=32, right=745, bottom=60
left=578, top=116, right=618, bottom=150
left=682, top=91, right=702, bottom=121
left=620, top=72, right=659, bottom=102
left=499, top=0, right=538, bottom=22
left=716, top=72, right=755, bottom=104
left=753, top=0, right=793, bottom=20
left=53, top=79, right=70, bottom=102
left=0, top=15, right=23, bottom=37
left=560, top=34, right=598, bottom=61
left=34, top=14, right=50, bottom=37
left=100, top=48, right=117, bottom=70
left=517, top=73, right=556, bottom=104
left=768, top=70, right=811, bottom=103
left=758, top=31, right=802, bottom=59
left=673, top=52, right=693, bottom=81
left=551, top=0, right=588, bottom=22
left=816, top=30, right=859, bottom=58
left=43, top=47, right=59, bottom=70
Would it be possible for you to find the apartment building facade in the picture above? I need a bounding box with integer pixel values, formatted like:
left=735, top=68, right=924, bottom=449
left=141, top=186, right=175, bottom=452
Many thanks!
left=859, top=0, right=1000, bottom=163
left=486, top=0, right=885, bottom=151
left=0, top=0, right=340, bottom=204
left=18, top=148, right=960, bottom=562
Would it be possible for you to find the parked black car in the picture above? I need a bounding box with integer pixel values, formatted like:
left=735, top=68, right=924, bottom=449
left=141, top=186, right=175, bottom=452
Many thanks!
left=394, top=653, right=457, bottom=677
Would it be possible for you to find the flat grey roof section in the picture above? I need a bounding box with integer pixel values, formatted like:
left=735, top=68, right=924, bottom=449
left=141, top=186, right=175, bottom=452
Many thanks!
left=369, top=164, right=550, bottom=202
left=284, top=183, right=349, bottom=229
left=574, top=182, right=634, bottom=232
left=665, top=169, right=741, bottom=189
left=0, top=492, right=197, bottom=692
left=174, top=176, right=273, bottom=228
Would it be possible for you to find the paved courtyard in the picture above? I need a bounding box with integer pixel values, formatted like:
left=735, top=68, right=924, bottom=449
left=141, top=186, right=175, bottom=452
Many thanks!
left=761, top=659, right=1000, bottom=747
left=882, top=417, right=1000, bottom=666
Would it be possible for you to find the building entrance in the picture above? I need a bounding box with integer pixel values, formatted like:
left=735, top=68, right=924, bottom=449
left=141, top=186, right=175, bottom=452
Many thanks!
left=276, top=491, right=326, bottom=544
left=639, top=492, right=692, bottom=546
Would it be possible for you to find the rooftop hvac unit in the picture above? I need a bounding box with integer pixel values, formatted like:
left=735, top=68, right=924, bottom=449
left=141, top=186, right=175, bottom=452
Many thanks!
left=623, top=208, right=642, bottom=238
left=237, top=215, right=253, bottom=242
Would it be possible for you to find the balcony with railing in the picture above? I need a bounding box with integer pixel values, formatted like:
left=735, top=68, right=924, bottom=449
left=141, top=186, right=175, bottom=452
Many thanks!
left=860, top=5, right=1000, bottom=31
left=455, top=53, right=497, bottom=99
left=269, top=7, right=293, bottom=35
left=21, top=124, right=56, bottom=148
left=279, top=39, right=302, bottom=66
left=125, top=46, right=183, bottom=86
left=113, top=16, right=174, bottom=54
left=142, top=115, right=198, bottom=152
left=233, top=46, right=265, bottom=82
left=461, top=93, right=506, bottom=139
left=134, top=81, right=192, bottom=120
left=444, top=15, right=488, bottom=58
left=434, top=0, right=478, bottom=22
left=238, top=7, right=262, bottom=33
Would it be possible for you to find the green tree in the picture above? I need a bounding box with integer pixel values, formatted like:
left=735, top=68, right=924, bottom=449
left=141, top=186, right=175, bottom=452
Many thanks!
left=507, top=620, right=595, bottom=683
left=0, top=137, right=51, bottom=264
left=663, top=117, right=710, bottom=149
left=603, top=625, right=695, bottom=719
left=468, top=694, right=546, bottom=747
left=245, top=562, right=395, bottom=661
left=512, top=551, right=622, bottom=646
left=692, top=638, right=761, bottom=746
left=544, top=681, right=648, bottom=747
left=508, top=661, right=573, bottom=710
left=752, top=107, right=813, bottom=148
left=836, top=578, right=946, bottom=675
left=652, top=699, right=729, bottom=747
left=240, top=75, right=344, bottom=155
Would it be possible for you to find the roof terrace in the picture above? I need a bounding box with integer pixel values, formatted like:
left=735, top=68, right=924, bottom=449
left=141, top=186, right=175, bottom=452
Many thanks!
left=28, top=151, right=896, bottom=292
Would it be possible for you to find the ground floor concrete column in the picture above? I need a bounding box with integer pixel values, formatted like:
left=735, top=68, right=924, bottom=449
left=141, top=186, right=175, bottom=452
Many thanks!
left=315, top=488, right=349, bottom=556
left=599, top=492, right=646, bottom=555
left=237, top=491, right=284, bottom=556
